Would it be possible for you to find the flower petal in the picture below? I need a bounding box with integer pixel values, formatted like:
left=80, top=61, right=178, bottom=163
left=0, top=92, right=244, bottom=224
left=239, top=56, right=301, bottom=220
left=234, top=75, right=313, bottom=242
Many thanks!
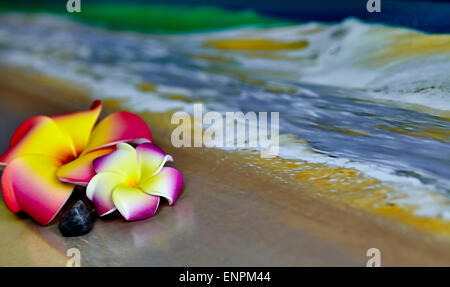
left=0, top=116, right=76, bottom=166
left=1, top=162, right=21, bottom=213
left=136, top=143, right=173, bottom=182
left=51, top=100, right=102, bottom=156
left=82, top=111, right=152, bottom=155
left=93, top=143, right=139, bottom=184
left=9, top=116, right=43, bottom=148
left=1, top=155, right=74, bottom=225
left=86, top=171, right=126, bottom=216
left=56, top=146, right=115, bottom=185
left=112, top=184, right=160, bottom=221
left=138, top=167, right=183, bottom=206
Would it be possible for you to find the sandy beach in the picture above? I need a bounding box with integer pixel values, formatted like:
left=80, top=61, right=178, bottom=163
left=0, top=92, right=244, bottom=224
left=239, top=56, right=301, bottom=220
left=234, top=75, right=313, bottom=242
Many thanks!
left=1, top=65, right=450, bottom=266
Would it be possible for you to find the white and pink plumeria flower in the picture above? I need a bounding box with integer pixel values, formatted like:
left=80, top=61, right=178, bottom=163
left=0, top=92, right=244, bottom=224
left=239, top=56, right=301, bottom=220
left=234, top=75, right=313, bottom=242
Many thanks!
left=87, top=142, right=183, bottom=221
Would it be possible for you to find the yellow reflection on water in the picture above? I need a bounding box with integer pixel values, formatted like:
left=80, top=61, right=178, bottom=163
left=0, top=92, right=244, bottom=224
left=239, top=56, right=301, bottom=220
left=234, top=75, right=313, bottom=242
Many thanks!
left=205, top=38, right=308, bottom=51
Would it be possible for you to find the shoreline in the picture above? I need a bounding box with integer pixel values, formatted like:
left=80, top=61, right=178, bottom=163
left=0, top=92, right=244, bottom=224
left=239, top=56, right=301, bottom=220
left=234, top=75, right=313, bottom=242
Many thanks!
left=1, top=65, right=450, bottom=266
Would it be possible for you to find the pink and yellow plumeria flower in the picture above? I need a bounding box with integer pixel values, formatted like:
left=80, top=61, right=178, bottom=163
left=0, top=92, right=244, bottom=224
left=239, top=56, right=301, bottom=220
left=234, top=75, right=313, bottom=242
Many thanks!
left=0, top=101, right=152, bottom=225
left=87, top=142, right=183, bottom=221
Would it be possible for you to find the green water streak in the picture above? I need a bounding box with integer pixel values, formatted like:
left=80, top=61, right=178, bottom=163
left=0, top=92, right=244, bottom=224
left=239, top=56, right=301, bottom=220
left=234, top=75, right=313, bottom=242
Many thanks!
left=0, top=3, right=286, bottom=33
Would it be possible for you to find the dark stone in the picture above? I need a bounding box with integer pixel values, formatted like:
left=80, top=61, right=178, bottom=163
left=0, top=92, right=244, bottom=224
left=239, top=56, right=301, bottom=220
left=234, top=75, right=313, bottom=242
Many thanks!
left=58, top=200, right=93, bottom=237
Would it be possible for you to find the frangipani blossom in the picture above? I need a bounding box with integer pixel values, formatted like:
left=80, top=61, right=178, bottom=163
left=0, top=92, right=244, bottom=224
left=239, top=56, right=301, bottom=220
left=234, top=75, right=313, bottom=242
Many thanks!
left=0, top=101, right=152, bottom=225
left=87, top=143, right=183, bottom=221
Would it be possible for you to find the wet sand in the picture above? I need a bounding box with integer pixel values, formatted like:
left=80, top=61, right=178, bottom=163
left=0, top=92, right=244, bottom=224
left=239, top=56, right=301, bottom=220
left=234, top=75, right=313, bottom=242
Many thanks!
left=1, top=66, right=450, bottom=266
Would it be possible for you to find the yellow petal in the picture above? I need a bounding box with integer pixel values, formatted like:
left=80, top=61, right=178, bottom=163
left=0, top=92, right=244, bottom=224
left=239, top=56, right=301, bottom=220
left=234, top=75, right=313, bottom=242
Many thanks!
left=51, top=100, right=102, bottom=156
left=57, top=146, right=115, bottom=185
left=0, top=116, right=76, bottom=165
left=93, top=143, right=139, bottom=186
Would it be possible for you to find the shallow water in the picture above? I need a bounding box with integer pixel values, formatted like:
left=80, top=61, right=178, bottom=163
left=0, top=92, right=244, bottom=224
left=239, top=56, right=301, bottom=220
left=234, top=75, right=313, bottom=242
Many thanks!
left=0, top=14, right=449, bottom=218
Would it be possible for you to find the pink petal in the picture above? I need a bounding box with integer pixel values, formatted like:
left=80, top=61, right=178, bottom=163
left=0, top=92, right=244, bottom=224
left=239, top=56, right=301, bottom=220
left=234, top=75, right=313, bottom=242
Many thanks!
left=1, top=162, right=21, bottom=213
left=112, top=184, right=160, bottom=221
left=1, top=155, right=74, bottom=225
left=136, top=143, right=173, bottom=182
left=138, top=167, right=183, bottom=206
left=57, top=146, right=115, bottom=185
left=82, top=111, right=152, bottom=155
left=86, top=171, right=126, bottom=216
